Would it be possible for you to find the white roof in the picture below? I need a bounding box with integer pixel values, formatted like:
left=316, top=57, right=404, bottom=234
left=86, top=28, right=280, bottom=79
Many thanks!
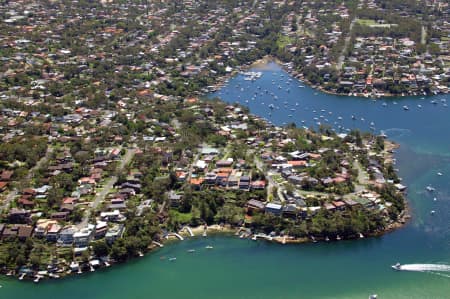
left=266, top=203, right=282, bottom=210
left=195, top=160, right=207, bottom=169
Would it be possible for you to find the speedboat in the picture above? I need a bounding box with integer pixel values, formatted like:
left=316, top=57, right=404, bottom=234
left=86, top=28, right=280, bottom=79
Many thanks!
left=403, top=105, right=409, bottom=110
left=426, top=185, right=435, bottom=192
left=369, top=295, right=378, bottom=299
left=391, top=263, right=401, bottom=270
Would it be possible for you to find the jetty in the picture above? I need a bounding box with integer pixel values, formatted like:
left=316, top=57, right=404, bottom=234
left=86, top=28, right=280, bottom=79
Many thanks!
left=166, top=233, right=184, bottom=241
left=152, top=241, right=164, bottom=248
left=252, top=233, right=273, bottom=241
left=180, top=226, right=194, bottom=237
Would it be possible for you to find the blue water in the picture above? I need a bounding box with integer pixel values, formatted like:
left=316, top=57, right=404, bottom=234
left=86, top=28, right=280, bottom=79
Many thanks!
left=0, top=62, right=449, bottom=299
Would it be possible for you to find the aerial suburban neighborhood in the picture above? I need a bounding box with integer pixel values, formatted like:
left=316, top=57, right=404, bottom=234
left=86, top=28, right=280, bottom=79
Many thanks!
left=0, top=0, right=445, bottom=282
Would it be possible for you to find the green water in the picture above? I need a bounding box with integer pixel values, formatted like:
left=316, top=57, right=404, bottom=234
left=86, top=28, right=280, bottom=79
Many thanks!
left=1, top=62, right=449, bottom=298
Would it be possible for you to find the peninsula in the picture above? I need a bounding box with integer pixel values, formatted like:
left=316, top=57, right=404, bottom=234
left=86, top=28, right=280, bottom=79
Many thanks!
left=0, top=0, right=419, bottom=281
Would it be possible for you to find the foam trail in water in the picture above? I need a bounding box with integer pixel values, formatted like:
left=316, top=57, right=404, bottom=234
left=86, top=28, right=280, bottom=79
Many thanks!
left=400, top=264, right=450, bottom=272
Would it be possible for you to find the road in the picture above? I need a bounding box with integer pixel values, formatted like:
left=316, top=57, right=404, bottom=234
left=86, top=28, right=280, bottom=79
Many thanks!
left=337, top=17, right=357, bottom=70
left=78, top=148, right=136, bottom=228
left=0, top=146, right=53, bottom=213
left=353, top=160, right=369, bottom=193
left=421, top=26, right=427, bottom=45
left=254, top=157, right=276, bottom=202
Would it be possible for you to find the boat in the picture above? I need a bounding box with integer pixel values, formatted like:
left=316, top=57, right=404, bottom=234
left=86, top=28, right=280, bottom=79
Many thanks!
left=403, top=105, right=409, bottom=110
left=430, top=210, right=435, bottom=215
left=169, top=257, right=177, bottom=261
left=437, top=172, right=443, bottom=176
left=391, top=262, right=401, bottom=270
left=205, top=245, right=213, bottom=249
left=369, top=295, right=378, bottom=299
left=426, top=185, right=435, bottom=192
left=187, top=249, right=196, bottom=253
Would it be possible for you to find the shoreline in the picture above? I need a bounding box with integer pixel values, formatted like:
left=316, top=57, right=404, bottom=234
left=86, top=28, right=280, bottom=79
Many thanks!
left=208, top=55, right=448, bottom=99
left=2, top=207, right=411, bottom=283
left=2, top=58, right=414, bottom=284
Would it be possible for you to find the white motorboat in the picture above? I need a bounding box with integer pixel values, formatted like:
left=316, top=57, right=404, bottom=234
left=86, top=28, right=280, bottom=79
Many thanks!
left=392, top=262, right=401, bottom=270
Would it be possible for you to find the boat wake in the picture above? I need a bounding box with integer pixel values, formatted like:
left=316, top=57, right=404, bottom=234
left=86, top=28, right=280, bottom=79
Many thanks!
left=399, top=264, right=450, bottom=278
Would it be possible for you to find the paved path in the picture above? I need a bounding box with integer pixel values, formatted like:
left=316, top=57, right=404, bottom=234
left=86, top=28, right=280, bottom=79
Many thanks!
left=78, top=148, right=136, bottom=228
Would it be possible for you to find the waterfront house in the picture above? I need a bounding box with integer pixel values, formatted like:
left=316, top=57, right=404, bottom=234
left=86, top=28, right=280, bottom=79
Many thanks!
left=105, top=224, right=124, bottom=244
left=246, top=199, right=265, bottom=212
left=73, top=225, right=94, bottom=248
left=95, top=221, right=108, bottom=239
left=168, top=191, right=183, bottom=207
left=58, top=226, right=77, bottom=246
left=265, top=202, right=283, bottom=215
left=100, top=210, right=125, bottom=222
left=282, top=204, right=298, bottom=218
left=46, top=223, right=62, bottom=242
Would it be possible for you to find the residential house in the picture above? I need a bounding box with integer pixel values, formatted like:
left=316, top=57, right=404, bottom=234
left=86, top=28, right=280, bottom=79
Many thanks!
left=265, top=202, right=283, bottom=215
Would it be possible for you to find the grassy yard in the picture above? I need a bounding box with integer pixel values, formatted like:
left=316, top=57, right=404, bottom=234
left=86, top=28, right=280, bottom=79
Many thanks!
left=169, top=210, right=193, bottom=223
